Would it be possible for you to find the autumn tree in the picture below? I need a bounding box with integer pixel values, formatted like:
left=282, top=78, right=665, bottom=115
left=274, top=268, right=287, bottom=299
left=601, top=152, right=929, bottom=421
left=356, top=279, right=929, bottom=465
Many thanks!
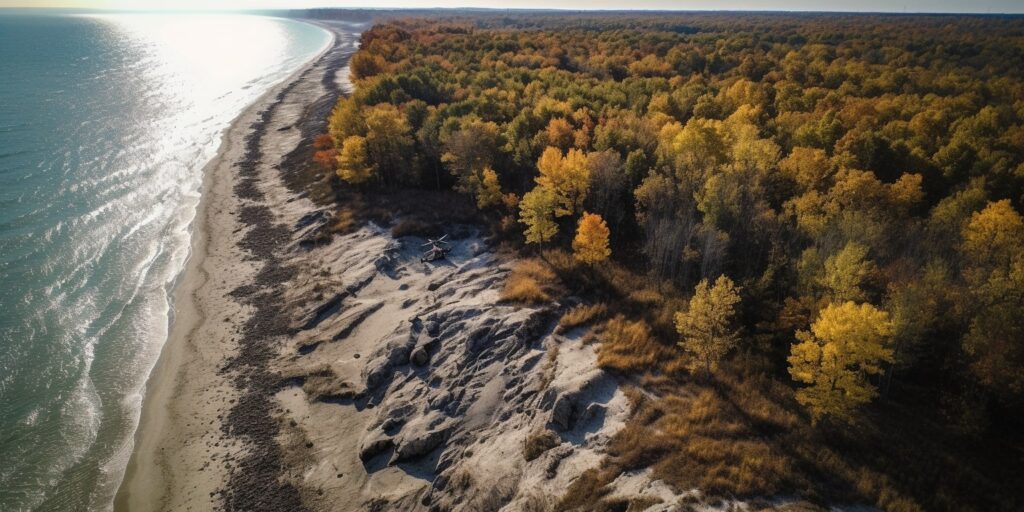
left=364, top=104, right=415, bottom=187
left=675, top=275, right=742, bottom=376
left=328, top=97, right=365, bottom=147
left=961, top=200, right=1024, bottom=272
left=313, top=134, right=337, bottom=170
left=441, top=119, right=503, bottom=202
left=779, top=146, right=833, bottom=192
left=959, top=200, right=1024, bottom=394
left=657, top=118, right=727, bottom=187
left=788, top=301, right=894, bottom=424
left=536, top=146, right=590, bottom=217
left=337, top=136, right=374, bottom=185
left=819, top=242, right=877, bottom=303
left=519, top=186, right=559, bottom=245
left=477, top=167, right=503, bottom=209
left=573, top=212, right=611, bottom=264
left=544, top=117, right=575, bottom=150
left=349, top=51, right=387, bottom=80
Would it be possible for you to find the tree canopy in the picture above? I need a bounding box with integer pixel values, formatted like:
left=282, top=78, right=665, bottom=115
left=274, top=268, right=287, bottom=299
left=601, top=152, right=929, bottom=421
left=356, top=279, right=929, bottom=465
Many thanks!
left=322, top=12, right=1024, bottom=509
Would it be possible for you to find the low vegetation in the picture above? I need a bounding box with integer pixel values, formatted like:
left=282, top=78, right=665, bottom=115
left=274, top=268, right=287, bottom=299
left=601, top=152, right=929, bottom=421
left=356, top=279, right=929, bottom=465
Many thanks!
left=523, top=429, right=561, bottom=461
left=500, top=259, right=560, bottom=304
left=556, top=303, right=608, bottom=333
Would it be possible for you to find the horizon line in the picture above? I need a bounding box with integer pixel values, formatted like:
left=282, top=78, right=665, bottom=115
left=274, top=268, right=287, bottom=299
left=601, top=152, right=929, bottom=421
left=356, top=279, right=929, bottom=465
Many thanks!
left=0, top=6, right=1021, bottom=15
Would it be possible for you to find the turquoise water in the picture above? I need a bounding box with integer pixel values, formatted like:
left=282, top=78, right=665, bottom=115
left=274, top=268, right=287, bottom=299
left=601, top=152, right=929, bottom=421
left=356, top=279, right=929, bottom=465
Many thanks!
left=0, top=13, right=330, bottom=511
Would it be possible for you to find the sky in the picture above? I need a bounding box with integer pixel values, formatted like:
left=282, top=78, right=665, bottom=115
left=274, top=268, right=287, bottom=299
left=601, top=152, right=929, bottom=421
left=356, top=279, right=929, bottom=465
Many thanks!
left=1, top=0, right=1022, bottom=13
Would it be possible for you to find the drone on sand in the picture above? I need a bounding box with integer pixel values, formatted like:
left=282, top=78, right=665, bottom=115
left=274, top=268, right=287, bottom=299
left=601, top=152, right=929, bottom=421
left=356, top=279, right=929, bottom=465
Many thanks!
left=420, top=234, right=451, bottom=263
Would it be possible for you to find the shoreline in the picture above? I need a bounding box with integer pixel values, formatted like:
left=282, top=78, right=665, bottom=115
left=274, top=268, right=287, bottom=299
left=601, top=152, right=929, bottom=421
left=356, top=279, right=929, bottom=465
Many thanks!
left=113, top=21, right=353, bottom=511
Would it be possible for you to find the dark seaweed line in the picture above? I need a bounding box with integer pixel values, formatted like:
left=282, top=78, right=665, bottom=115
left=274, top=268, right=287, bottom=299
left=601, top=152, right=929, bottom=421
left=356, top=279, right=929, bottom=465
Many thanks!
left=215, top=33, right=350, bottom=512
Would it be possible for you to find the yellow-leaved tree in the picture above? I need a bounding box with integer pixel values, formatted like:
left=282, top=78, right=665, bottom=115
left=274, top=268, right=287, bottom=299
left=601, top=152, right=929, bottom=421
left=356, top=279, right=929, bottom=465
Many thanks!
left=961, top=199, right=1024, bottom=271
left=337, top=135, right=374, bottom=185
left=519, top=186, right=559, bottom=245
left=674, top=275, right=742, bottom=376
left=779, top=146, right=833, bottom=192
left=364, top=104, right=415, bottom=187
left=476, top=167, right=503, bottom=209
left=788, top=301, right=894, bottom=425
left=535, top=146, right=589, bottom=217
left=327, top=97, right=365, bottom=148
left=959, top=200, right=1024, bottom=394
left=819, top=241, right=876, bottom=303
left=572, top=212, right=611, bottom=264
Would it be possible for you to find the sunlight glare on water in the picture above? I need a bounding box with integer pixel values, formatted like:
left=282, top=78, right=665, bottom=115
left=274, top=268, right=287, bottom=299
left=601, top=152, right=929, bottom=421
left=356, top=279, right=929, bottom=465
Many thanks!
left=0, top=13, right=330, bottom=512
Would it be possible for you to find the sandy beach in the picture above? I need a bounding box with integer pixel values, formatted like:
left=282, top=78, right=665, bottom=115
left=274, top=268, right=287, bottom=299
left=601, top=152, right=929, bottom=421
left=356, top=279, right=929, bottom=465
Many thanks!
left=113, top=21, right=359, bottom=512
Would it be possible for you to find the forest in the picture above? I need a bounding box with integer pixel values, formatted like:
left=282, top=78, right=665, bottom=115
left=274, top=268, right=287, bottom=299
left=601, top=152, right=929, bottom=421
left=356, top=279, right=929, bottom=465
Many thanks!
left=318, top=12, right=1024, bottom=512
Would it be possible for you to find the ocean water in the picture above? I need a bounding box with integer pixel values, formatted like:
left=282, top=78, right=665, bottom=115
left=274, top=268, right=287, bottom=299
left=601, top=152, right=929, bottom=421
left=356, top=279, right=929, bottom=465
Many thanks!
left=0, top=13, right=331, bottom=511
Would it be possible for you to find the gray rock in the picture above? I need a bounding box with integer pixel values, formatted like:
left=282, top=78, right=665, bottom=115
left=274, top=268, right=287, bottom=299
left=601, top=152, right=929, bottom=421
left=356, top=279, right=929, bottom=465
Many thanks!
left=391, top=424, right=452, bottom=463
left=545, top=445, right=574, bottom=479
left=424, top=321, right=440, bottom=337
left=359, top=430, right=394, bottom=462
left=410, top=345, right=430, bottom=366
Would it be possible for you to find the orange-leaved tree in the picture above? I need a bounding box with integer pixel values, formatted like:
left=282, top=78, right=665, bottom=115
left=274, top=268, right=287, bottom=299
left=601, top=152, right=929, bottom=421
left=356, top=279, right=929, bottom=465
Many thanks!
left=572, top=212, right=611, bottom=264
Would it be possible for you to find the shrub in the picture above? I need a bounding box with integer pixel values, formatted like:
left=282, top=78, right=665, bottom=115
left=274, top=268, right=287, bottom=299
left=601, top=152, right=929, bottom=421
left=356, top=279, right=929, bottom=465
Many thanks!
left=330, top=208, right=356, bottom=234
left=523, top=429, right=561, bottom=461
left=554, top=468, right=616, bottom=512
left=557, top=303, right=608, bottom=333
left=501, top=259, right=559, bottom=304
left=597, top=316, right=672, bottom=373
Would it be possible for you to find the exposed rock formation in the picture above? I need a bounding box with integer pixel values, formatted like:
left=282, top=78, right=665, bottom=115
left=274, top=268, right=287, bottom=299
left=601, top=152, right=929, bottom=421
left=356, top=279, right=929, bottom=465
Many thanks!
left=273, top=224, right=630, bottom=511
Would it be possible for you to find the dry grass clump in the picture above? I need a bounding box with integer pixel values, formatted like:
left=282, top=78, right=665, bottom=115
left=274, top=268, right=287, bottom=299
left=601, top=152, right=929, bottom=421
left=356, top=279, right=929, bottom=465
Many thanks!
left=557, top=303, right=609, bottom=333
left=523, top=428, right=561, bottom=461
left=553, top=468, right=617, bottom=512
left=538, top=248, right=686, bottom=340
left=626, top=288, right=663, bottom=304
left=501, top=259, right=560, bottom=304
left=330, top=208, right=356, bottom=234
left=554, top=467, right=665, bottom=512
left=288, top=364, right=357, bottom=401
left=596, top=316, right=675, bottom=373
left=606, top=380, right=803, bottom=499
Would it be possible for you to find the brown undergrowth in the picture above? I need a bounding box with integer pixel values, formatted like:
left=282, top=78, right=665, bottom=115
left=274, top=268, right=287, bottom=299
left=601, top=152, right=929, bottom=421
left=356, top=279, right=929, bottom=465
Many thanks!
left=329, top=186, right=480, bottom=236
left=496, top=249, right=1019, bottom=512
